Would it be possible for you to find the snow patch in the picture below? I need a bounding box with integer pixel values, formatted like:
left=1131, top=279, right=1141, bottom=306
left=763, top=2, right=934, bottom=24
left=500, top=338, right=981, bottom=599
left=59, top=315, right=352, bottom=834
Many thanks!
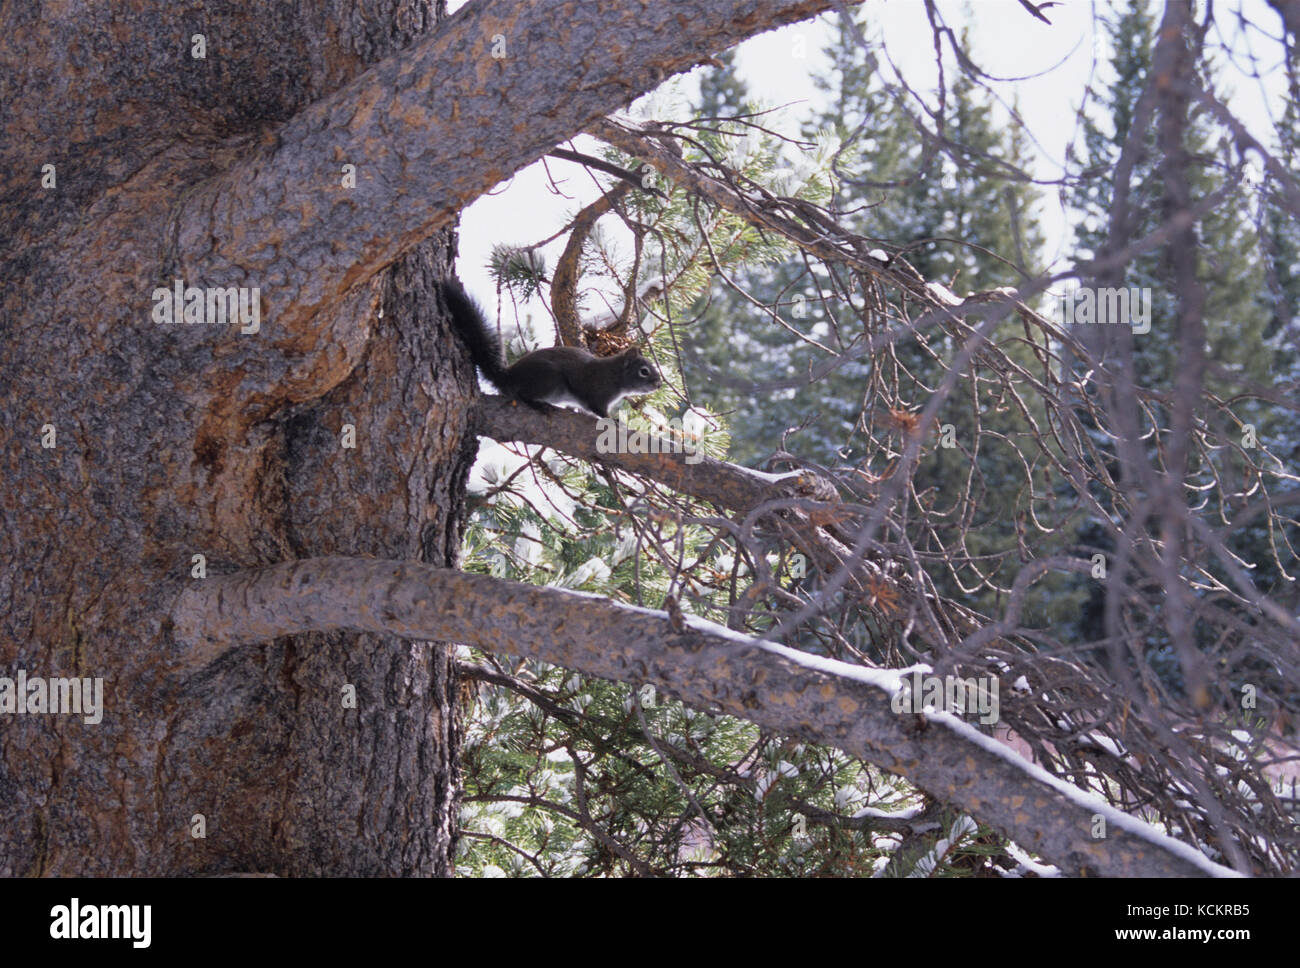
left=926, top=282, right=963, bottom=306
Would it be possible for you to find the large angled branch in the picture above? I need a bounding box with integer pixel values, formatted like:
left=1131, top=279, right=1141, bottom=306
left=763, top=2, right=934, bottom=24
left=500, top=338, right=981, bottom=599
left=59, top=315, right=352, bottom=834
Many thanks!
left=170, top=557, right=1239, bottom=877
left=171, top=0, right=841, bottom=345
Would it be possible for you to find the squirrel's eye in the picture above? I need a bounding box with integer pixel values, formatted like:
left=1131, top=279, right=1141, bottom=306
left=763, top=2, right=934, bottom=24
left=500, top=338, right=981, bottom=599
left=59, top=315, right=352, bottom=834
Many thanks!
left=640, top=367, right=651, bottom=378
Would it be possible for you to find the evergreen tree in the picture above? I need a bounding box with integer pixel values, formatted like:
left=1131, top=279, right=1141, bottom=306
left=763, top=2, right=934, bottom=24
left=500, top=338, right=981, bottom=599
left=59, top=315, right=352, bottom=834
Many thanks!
left=687, top=15, right=1053, bottom=628
left=696, top=48, right=748, bottom=120
left=1061, top=0, right=1290, bottom=685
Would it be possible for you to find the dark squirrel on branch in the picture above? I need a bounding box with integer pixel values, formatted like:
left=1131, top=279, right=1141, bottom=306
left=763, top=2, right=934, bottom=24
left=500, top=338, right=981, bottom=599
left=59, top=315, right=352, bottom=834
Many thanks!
left=438, top=279, right=661, bottom=419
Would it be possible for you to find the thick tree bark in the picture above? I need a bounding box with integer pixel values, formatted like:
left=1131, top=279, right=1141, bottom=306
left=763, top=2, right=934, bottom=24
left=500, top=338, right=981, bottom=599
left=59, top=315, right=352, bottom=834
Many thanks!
left=0, top=0, right=842, bottom=876
left=1, top=0, right=469, bottom=879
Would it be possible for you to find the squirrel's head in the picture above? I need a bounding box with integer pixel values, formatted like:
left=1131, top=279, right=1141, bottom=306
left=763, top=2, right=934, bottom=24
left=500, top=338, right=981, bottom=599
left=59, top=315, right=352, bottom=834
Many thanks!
left=616, top=347, right=662, bottom=395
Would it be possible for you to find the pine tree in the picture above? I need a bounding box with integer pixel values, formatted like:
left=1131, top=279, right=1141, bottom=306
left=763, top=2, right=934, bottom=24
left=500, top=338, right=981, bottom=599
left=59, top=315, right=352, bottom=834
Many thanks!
left=689, top=15, right=1054, bottom=627
left=1060, top=0, right=1291, bottom=682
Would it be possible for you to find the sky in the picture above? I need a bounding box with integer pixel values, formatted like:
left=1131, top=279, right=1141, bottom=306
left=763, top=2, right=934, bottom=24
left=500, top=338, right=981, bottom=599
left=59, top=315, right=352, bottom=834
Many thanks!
left=448, top=0, right=1292, bottom=338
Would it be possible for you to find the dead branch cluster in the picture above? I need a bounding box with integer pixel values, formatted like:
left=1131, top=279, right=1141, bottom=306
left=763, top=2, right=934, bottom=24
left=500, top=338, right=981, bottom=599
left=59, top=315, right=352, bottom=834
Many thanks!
left=477, top=2, right=1300, bottom=873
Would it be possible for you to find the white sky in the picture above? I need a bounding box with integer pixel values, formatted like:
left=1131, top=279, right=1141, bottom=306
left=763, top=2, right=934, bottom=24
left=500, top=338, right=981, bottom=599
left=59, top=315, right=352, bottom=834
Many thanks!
left=449, top=0, right=1291, bottom=334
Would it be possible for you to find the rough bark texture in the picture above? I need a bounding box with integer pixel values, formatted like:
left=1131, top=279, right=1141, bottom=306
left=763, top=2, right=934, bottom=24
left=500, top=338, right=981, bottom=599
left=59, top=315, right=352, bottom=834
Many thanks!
left=0, top=0, right=844, bottom=876
left=0, top=0, right=468, bottom=877
left=171, top=0, right=838, bottom=338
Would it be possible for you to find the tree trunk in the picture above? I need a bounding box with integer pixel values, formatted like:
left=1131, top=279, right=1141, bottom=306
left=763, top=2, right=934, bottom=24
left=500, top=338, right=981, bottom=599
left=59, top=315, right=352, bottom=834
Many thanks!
left=0, top=0, right=469, bottom=876
left=1, top=0, right=843, bottom=875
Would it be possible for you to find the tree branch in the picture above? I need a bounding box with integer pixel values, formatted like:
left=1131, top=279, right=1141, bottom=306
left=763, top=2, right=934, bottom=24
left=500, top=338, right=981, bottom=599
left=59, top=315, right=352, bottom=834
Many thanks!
left=547, top=148, right=667, bottom=198
left=170, top=556, right=1240, bottom=877
left=550, top=182, right=634, bottom=347
left=471, top=394, right=811, bottom=516
left=470, top=394, right=967, bottom=650
left=170, top=0, right=841, bottom=344
left=588, top=115, right=930, bottom=297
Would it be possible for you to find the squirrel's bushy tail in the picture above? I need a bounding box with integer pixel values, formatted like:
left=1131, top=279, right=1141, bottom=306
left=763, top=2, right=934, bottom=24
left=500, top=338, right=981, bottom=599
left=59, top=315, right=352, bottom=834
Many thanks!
left=437, top=278, right=509, bottom=389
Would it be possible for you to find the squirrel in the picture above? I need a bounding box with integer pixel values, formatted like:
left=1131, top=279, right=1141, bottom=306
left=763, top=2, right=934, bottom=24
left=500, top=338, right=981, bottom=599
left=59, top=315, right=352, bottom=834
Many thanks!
left=437, top=278, right=662, bottom=419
